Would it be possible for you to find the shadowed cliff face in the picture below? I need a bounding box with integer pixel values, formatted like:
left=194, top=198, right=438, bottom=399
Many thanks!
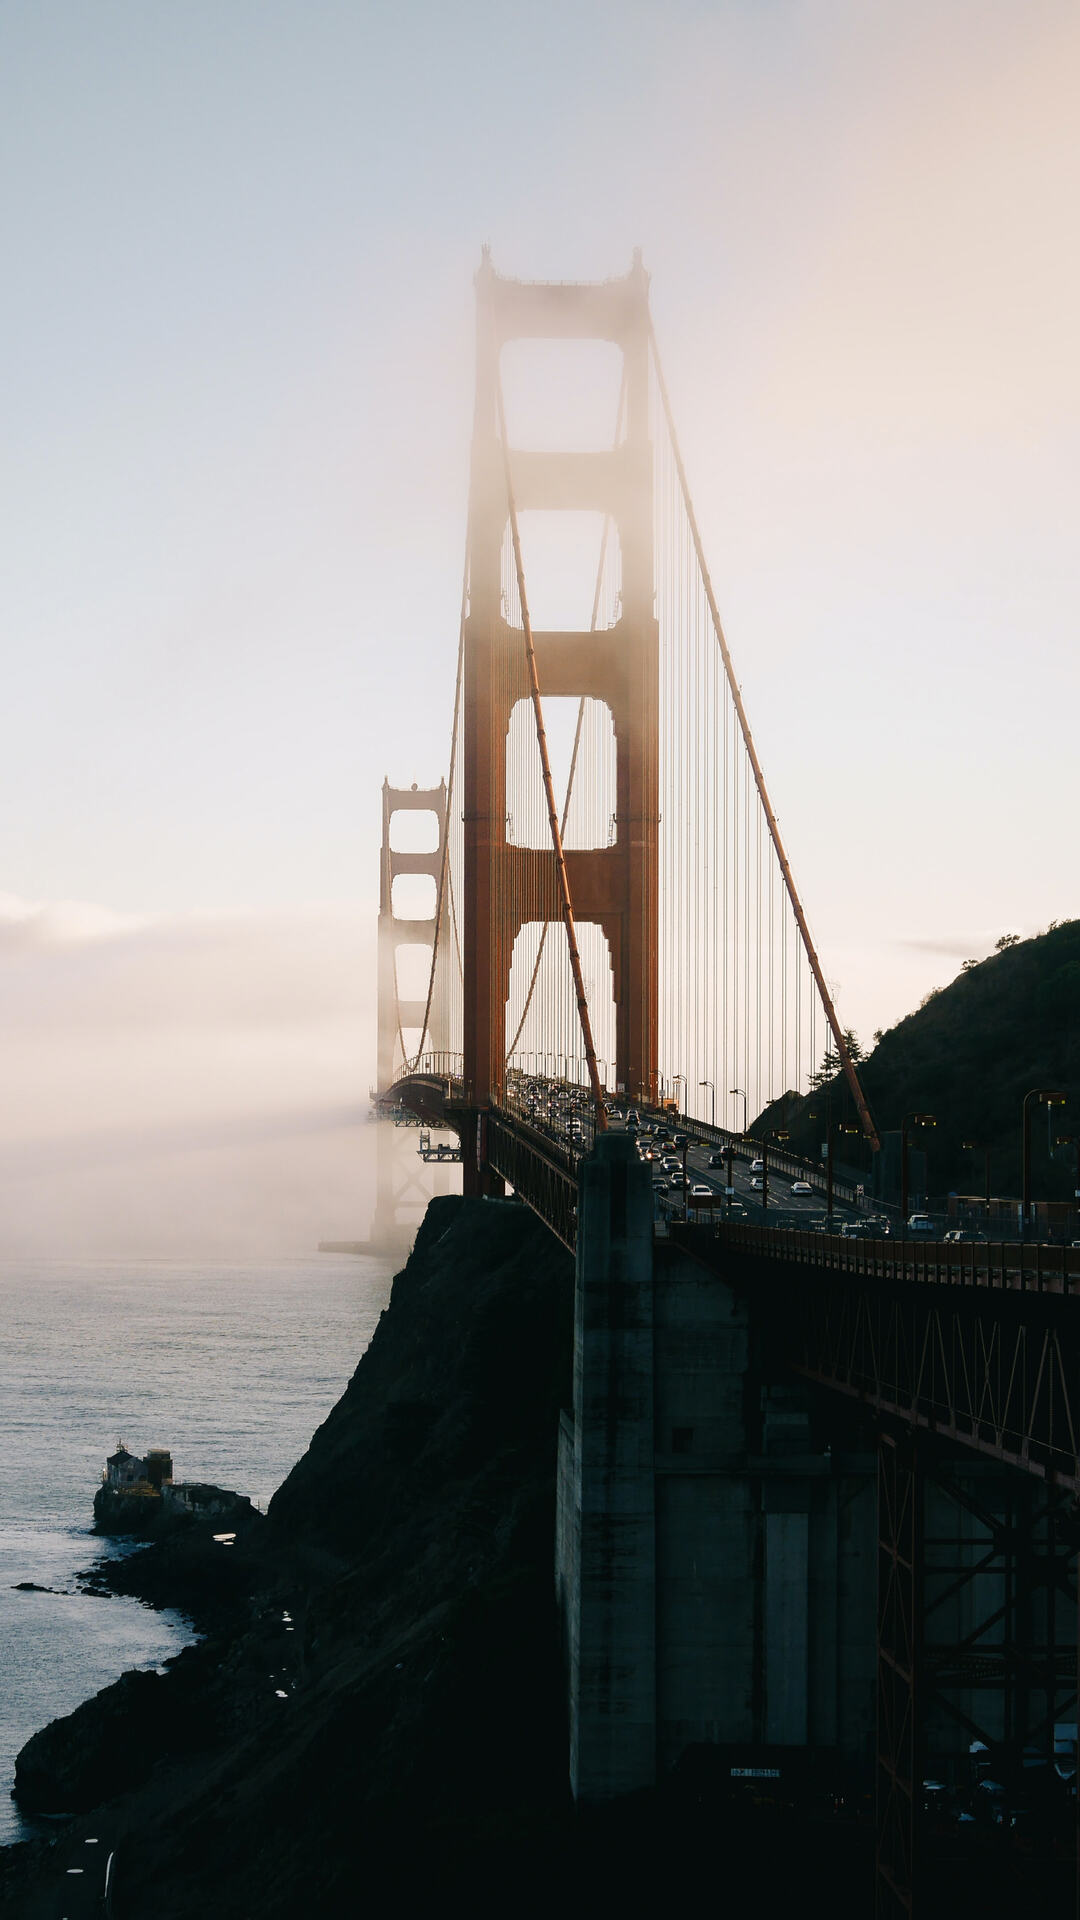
left=3, top=1195, right=576, bottom=1919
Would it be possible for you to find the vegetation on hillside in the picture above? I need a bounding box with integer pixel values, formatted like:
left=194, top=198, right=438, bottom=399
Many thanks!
left=758, top=921, right=1080, bottom=1203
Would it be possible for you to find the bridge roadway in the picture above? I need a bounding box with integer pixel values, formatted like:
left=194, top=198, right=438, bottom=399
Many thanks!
left=388, top=1071, right=863, bottom=1241
left=391, top=1071, right=1080, bottom=1491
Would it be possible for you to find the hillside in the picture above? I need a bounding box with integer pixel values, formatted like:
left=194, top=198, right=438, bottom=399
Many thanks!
left=760, top=921, right=1080, bottom=1204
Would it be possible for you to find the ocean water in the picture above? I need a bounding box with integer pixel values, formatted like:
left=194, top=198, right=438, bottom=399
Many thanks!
left=0, top=1252, right=396, bottom=1848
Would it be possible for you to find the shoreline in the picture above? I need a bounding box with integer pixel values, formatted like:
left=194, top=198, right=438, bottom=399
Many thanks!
left=1, top=1196, right=889, bottom=1920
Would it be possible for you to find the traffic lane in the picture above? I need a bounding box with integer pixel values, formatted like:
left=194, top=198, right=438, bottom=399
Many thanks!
left=676, top=1145, right=855, bottom=1218
left=636, top=1132, right=857, bottom=1219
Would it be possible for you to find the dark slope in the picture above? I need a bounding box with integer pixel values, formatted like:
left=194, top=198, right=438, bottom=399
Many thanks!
left=762, top=920, right=1080, bottom=1197
left=3, top=1194, right=876, bottom=1920
left=3, top=1197, right=575, bottom=1918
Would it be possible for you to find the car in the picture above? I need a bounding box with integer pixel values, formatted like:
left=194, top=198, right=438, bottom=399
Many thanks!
left=749, top=1176, right=764, bottom=1190
left=791, top=1180, right=813, bottom=1196
left=906, top=1214, right=936, bottom=1234
left=688, top=1183, right=713, bottom=1199
left=662, top=1156, right=682, bottom=1173
left=840, top=1221, right=873, bottom=1239
left=750, top=1158, right=765, bottom=1173
left=673, top=1133, right=689, bottom=1148
left=708, top=1151, right=728, bottom=1168
left=864, top=1215, right=892, bottom=1236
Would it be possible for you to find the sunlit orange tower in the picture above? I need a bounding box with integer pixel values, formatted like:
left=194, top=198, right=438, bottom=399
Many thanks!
left=462, top=254, right=659, bottom=1128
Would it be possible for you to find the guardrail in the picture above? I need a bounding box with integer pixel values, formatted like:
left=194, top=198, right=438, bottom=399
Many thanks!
left=486, top=1110, right=578, bottom=1250
left=701, top=1222, right=1080, bottom=1296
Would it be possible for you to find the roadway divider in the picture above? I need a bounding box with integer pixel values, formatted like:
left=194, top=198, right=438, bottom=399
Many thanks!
left=633, top=1106, right=863, bottom=1206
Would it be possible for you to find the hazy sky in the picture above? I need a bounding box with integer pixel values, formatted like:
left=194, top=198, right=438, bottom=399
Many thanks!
left=2, top=2, right=1077, bottom=1248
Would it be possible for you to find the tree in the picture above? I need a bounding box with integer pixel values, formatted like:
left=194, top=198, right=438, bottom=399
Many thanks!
left=808, top=1046, right=841, bottom=1091
left=995, top=933, right=1020, bottom=952
left=961, top=958, right=979, bottom=972
left=842, top=1028, right=864, bottom=1062
left=872, top=1029, right=885, bottom=1047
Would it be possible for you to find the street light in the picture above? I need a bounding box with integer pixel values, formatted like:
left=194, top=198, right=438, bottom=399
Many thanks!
left=698, top=1079, right=716, bottom=1128
left=900, top=1112, right=937, bottom=1230
left=762, top=1129, right=789, bottom=1216
left=672, top=1073, right=686, bottom=1115
left=1055, top=1138, right=1080, bottom=1242
left=827, top=1122, right=859, bottom=1228
left=1056, top=1134, right=1080, bottom=1195
left=1022, top=1089, right=1067, bottom=1232
left=961, top=1139, right=991, bottom=1229
left=730, top=1088, right=747, bottom=1134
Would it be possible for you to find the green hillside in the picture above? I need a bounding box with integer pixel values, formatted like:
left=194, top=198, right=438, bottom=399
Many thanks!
left=758, top=920, right=1080, bottom=1204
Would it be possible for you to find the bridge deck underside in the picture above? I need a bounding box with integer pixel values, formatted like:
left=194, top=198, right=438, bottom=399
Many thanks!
left=678, top=1226, right=1080, bottom=1491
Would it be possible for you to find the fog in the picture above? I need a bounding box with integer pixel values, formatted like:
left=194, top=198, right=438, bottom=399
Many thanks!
left=2, top=3, right=1076, bottom=1252
left=0, top=895, right=382, bottom=1257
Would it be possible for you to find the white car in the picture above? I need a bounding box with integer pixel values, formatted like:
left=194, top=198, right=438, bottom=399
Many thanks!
left=791, top=1180, right=813, bottom=1196
left=749, top=1176, right=764, bottom=1190
left=750, top=1158, right=765, bottom=1173
left=688, top=1183, right=713, bottom=1199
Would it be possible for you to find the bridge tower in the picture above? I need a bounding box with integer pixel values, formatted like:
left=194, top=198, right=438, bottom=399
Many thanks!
left=377, top=778, right=450, bottom=1093
left=463, top=255, right=659, bottom=1132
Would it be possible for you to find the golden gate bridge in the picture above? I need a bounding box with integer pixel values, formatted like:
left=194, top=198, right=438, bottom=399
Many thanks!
left=380, top=251, right=874, bottom=1171
left=369, top=256, right=1079, bottom=1919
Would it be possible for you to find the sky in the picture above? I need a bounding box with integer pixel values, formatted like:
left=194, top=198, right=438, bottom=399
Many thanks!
left=2, top=1, right=1077, bottom=1250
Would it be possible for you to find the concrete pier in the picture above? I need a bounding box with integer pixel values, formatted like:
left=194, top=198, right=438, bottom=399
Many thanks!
left=556, top=1134, right=878, bottom=1800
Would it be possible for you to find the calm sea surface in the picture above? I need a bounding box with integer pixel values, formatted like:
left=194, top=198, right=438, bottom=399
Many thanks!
left=0, top=1252, right=396, bottom=1848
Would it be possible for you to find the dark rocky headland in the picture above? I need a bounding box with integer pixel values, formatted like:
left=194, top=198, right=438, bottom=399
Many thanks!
left=1, top=1195, right=875, bottom=1917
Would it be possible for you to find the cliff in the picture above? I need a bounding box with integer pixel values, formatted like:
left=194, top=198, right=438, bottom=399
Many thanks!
left=3, top=1193, right=879, bottom=1917
left=3, top=1195, right=578, bottom=1917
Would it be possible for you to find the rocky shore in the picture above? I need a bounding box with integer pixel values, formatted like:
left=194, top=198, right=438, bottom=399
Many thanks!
left=0, top=1197, right=581, bottom=1916
left=1, top=1195, right=875, bottom=1918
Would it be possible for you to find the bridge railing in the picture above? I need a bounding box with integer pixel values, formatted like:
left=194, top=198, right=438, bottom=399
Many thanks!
left=486, top=1108, right=579, bottom=1251
left=692, top=1221, right=1080, bottom=1295
left=399, top=1050, right=464, bottom=1081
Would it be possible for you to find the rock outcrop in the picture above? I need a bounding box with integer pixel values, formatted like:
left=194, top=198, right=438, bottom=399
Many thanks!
left=5, top=1196, right=578, bottom=1917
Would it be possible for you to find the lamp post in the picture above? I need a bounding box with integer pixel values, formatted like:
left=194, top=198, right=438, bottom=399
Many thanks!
left=763, top=1129, right=789, bottom=1216
left=900, top=1112, right=937, bottom=1232
left=1055, top=1135, right=1080, bottom=1240
left=827, top=1121, right=859, bottom=1228
left=672, top=1073, right=686, bottom=1115
left=1022, top=1089, right=1067, bottom=1234
left=698, top=1079, right=716, bottom=1128
left=961, top=1139, right=991, bottom=1230
left=1055, top=1134, right=1080, bottom=1196
left=730, top=1087, right=747, bottom=1134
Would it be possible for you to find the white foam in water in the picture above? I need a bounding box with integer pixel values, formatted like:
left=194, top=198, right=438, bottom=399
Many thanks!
left=0, top=1253, right=395, bottom=1848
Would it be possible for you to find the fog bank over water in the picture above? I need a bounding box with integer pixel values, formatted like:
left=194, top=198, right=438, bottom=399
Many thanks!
left=0, top=895, right=379, bottom=1258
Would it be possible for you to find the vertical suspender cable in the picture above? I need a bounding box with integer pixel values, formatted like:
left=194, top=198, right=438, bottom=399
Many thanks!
left=648, top=320, right=880, bottom=1153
